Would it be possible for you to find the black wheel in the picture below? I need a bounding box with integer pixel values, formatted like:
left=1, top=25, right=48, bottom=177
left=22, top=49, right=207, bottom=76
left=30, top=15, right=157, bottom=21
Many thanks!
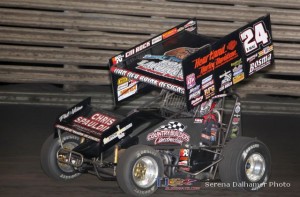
left=40, top=132, right=81, bottom=180
left=219, top=137, right=271, bottom=191
left=116, top=145, right=164, bottom=197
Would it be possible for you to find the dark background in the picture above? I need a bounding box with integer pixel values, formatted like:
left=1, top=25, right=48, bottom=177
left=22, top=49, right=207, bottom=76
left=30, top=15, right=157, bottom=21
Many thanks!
left=0, top=1, right=299, bottom=196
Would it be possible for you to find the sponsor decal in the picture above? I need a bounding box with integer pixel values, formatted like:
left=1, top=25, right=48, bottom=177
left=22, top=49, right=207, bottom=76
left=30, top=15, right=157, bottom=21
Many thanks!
left=179, top=149, right=189, bottom=166
left=233, top=73, right=245, bottom=84
left=178, top=160, right=188, bottom=166
left=117, top=77, right=130, bottom=91
left=136, top=41, right=151, bottom=53
left=233, top=68, right=243, bottom=76
left=234, top=102, right=241, bottom=113
left=56, top=124, right=100, bottom=142
left=202, top=74, right=213, bottom=85
left=189, top=85, right=200, bottom=94
left=124, top=41, right=151, bottom=58
left=112, top=54, right=124, bottom=65
left=227, top=40, right=237, bottom=51
left=189, top=90, right=201, bottom=100
left=230, top=125, right=239, bottom=138
left=234, top=114, right=240, bottom=118
left=59, top=106, right=83, bottom=122
left=162, top=28, right=178, bottom=39
left=184, top=20, right=196, bottom=29
left=117, top=80, right=138, bottom=101
left=212, top=94, right=227, bottom=99
left=186, top=73, right=196, bottom=89
left=258, top=45, right=273, bottom=58
left=230, top=101, right=241, bottom=138
left=202, top=80, right=214, bottom=90
left=231, top=58, right=242, bottom=67
left=117, top=82, right=128, bottom=91
left=193, top=40, right=238, bottom=78
left=231, top=59, right=245, bottom=84
left=147, top=121, right=190, bottom=145
left=136, top=59, right=183, bottom=81
left=232, top=117, right=240, bottom=125
left=117, top=76, right=128, bottom=85
left=180, top=149, right=189, bottom=157
left=247, top=53, right=258, bottom=63
left=73, top=113, right=116, bottom=133
left=103, top=123, right=133, bottom=144
left=191, top=95, right=203, bottom=106
left=201, top=75, right=214, bottom=90
left=72, top=124, right=103, bottom=137
left=249, top=53, right=272, bottom=75
left=152, top=35, right=162, bottom=45
left=210, top=126, right=217, bottom=142
left=219, top=70, right=232, bottom=92
left=204, top=85, right=215, bottom=100
left=194, top=118, right=203, bottom=124
left=125, top=49, right=134, bottom=59
left=111, top=66, right=185, bottom=94
left=157, top=177, right=200, bottom=191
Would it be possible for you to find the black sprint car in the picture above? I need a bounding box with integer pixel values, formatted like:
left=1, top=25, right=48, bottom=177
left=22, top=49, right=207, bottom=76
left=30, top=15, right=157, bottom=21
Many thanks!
left=41, top=14, right=274, bottom=196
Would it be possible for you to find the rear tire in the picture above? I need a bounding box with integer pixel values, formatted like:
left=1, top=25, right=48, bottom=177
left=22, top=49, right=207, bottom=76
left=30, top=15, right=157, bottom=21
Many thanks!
left=219, top=137, right=271, bottom=191
left=40, top=132, right=81, bottom=180
left=116, top=145, right=164, bottom=197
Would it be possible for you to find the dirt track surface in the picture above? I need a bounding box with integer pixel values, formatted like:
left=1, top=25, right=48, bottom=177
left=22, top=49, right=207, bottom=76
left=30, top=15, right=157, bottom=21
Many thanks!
left=0, top=104, right=299, bottom=196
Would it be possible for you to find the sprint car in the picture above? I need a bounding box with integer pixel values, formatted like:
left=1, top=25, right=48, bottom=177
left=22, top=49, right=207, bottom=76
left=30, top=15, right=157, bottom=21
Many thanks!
left=41, top=14, right=274, bottom=196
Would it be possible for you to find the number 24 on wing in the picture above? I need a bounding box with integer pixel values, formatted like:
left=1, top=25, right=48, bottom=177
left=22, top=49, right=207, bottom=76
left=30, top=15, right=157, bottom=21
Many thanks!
left=240, top=22, right=270, bottom=54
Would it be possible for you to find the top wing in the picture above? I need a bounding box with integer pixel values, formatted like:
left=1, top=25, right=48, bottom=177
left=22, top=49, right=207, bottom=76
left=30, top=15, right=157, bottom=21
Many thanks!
left=109, top=19, right=214, bottom=103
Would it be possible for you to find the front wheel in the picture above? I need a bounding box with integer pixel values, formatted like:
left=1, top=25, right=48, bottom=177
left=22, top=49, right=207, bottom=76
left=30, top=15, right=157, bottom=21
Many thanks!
left=219, top=137, right=271, bottom=191
left=116, top=145, right=164, bottom=197
left=40, top=132, right=81, bottom=180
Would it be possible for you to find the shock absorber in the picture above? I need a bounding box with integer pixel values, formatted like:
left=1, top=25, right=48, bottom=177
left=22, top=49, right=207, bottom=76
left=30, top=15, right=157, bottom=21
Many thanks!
left=113, top=145, right=119, bottom=176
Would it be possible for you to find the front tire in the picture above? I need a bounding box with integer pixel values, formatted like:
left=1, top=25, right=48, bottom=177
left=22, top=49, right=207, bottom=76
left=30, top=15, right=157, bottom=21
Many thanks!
left=116, top=145, right=164, bottom=197
left=219, top=137, right=271, bottom=191
left=40, top=132, right=81, bottom=180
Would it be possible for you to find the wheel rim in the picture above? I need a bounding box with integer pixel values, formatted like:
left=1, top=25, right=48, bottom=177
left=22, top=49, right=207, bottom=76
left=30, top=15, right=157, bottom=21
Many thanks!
left=245, top=153, right=266, bottom=182
left=132, top=156, right=159, bottom=188
left=57, top=142, right=77, bottom=173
